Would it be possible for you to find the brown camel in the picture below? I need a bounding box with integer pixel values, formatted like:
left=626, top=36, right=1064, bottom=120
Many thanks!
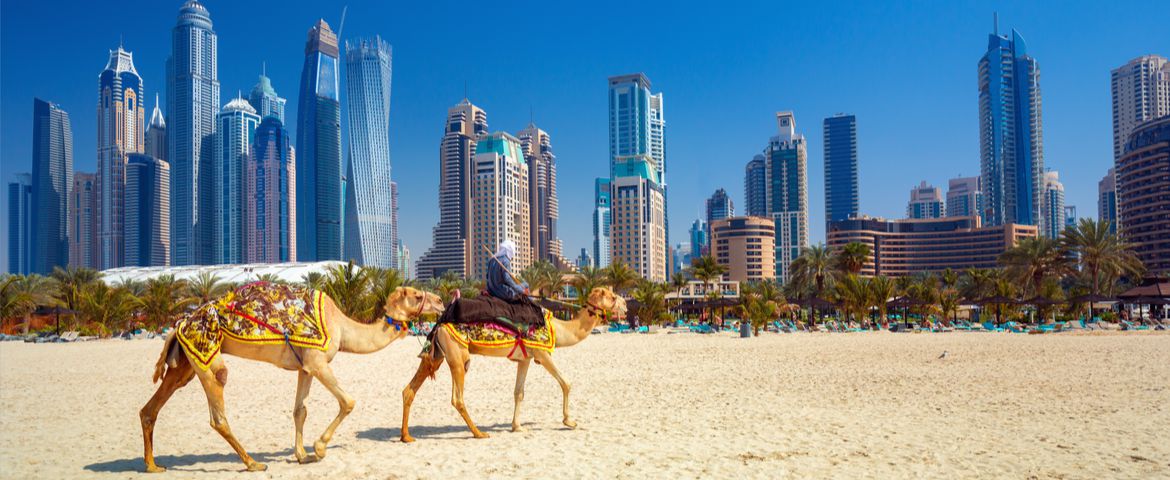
left=140, top=286, right=444, bottom=473
left=400, top=287, right=626, bottom=442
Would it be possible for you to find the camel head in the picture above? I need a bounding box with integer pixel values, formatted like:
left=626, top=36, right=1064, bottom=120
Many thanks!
left=384, top=287, right=445, bottom=321
left=584, top=287, right=627, bottom=324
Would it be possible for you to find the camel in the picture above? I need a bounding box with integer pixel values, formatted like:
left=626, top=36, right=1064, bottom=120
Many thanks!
left=140, top=286, right=444, bottom=473
left=400, top=287, right=626, bottom=442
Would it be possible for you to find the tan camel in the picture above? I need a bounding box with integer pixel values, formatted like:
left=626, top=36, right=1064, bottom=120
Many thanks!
left=400, top=287, right=626, bottom=442
left=140, top=286, right=444, bottom=473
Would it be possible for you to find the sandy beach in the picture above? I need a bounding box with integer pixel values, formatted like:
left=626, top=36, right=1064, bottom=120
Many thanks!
left=1, top=330, right=1168, bottom=479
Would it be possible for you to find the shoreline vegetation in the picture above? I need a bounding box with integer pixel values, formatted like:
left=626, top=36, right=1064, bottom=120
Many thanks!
left=1, top=218, right=1164, bottom=341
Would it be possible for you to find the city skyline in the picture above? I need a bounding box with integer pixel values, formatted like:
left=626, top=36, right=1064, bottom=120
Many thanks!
left=1, top=1, right=1166, bottom=273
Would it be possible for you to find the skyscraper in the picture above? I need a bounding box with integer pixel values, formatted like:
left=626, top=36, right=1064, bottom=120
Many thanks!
left=763, top=111, right=808, bottom=281
left=125, top=154, right=170, bottom=267
left=416, top=99, right=487, bottom=280
left=97, top=46, right=144, bottom=269
left=31, top=98, right=73, bottom=274
left=145, top=95, right=167, bottom=162
left=946, top=175, right=983, bottom=218
left=1111, top=55, right=1169, bottom=161
left=69, top=172, right=98, bottom=269
left=744, top=154, right=767, bottom=217
left=706, top=188, right=734, bottom=227
left=468, top=132, right=531, bottom=279
left=689, top=218, right=709, bottom=259
left=248, top=70, right=287, bottom=124
left=1098, top=168, right=1118, bottom=234
left=167, top=0, right=219, bottom=266
left=213, top=97, right=260, bottom=265
left=1041, top=171, right=1065, bottom=238
left=518, top=123, right=565, bottom=267
left=607, top=73, right=668, bottom=275
left=1064, top=205, right=1077, bottom=228
left=907, top=181, right=944, bottom=219
left=592, top=177, right=611, bottom=268
left=978, top=23, right=1044, bottom=232
left=296, top=19, right=343, bottom=262
left=576, top=248, right=593, bottom=270
left=823, top=114, right=859, bottom=229
left=610, top=155, right=666, bottom=281
left=343, top=36, right=395, bottom=268
left=7, top=174, right=32, bottom=274
left=390, top=180, right=399, bottom=269
left=1117, top=116, right=1170, bottom=275
left=245, top=116, right=296, bottom=263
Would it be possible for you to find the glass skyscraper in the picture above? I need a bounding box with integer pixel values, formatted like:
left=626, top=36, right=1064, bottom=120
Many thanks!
left=706, top=188, right=734, bottom=227
left=744, top=154, right=766, bottom=217
left=1042, top=171, right=1065, bottom=238
left=823, top=114, right=859, bottom=230
left=1098, top=168, right=1118, bottom=234
left=763, top=112, right=808, bottom=281
left=606, top=73, right=667, bottom=278
left=978, top=25, right=1044, bottom=232
left=249, top=71, right=287, bottom=124
left=296, top=19, right=343, bottom=262
left=946, top=176, right=983, bottom=219
left=97, top=46, right=145, bottom=269
left=7, top=174, right=32, bottom=274
left=343, top=36, right=396, bottom=268
left=125, top=154, right=170, bottom=267
left=592, top=177, right=611, bottom=268
left=246, top=116, right=296, bottom=263
left=31, top=98, right=73, bottom=274
left=213, top=98, right=259, bottom=264
left=167, top=0, right=219, bottom=265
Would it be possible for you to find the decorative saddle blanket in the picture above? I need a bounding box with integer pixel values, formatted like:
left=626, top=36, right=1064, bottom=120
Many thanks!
left=175, top=282, right=330, bottom=370
left=442, top=308, right=556, bottom=358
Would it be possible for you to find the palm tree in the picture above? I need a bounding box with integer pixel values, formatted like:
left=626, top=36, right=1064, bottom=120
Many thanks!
left=738, top=281, right=781, bottom=336
left=255, top=273, right=287, bottom=284
left=960, top=268, right=994, bottom=302
left=1061, top=218, right=1144, bottom=296
left=998, top=236, right=1070, bottom=298
left=364, top=267, right=404, bottom=322
left=49, top=266, right=101, bottom=313
left=301, top=272, right=326, bottom=291
left=630, top=280, right=671, bottom=327
left=941, top=268, right=959, bottom=289
left=1, top=275, right=57, bottom=334
left=788, top=244, right=836, bottom=299
left=834, top=274, right=872, bottom=326
left=939, top=287, right=961, bottom=326
left=520, top=260, right=564, bottom=298
left=834, top=242, right=871, bottom=275
left=868, top=275, right=896, bottom=327
left=322, top=261, right=373, bottom=322
left=139, top=275, right=191, bottom=330
left=603, top=261, right=639, bottom=294
left=187, top=271, right=229, bottom=305
left=569, top=266, right=607, bottom=306
left=689, top=256, right=727, bottom=323
left=79, top=282, right=139, bottom=335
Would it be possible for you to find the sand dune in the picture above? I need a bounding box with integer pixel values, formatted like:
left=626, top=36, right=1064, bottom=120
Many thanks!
left=1, top=331, right=1168, bottom=479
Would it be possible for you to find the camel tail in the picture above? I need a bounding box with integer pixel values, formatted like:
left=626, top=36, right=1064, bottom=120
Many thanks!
left=152, top=331, right=179, bottom=383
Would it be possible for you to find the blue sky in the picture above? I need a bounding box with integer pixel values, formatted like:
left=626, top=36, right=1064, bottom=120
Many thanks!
left=2, top=0, right=1167, bottom=272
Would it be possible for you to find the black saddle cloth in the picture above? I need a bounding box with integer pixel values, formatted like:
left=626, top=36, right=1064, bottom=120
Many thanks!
left=439, top=293, right=545, bottom=332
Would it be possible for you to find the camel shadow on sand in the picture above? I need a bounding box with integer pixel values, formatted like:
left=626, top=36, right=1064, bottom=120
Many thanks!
left=84, top=448, right=296, bottom=474
left=357, top=423, right=513, bottom=441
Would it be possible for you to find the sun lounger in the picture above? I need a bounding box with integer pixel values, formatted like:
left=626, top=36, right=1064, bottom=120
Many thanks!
left=57, top=331, right=80, bottom=342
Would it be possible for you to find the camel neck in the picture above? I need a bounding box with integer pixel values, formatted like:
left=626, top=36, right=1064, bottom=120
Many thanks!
left=552, top=309, right=602, bottom=348
left=337, top=312, right=404, bottom=354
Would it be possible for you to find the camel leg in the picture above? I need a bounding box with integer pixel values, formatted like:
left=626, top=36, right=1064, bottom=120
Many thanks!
left=535, top=351, right=576, bottom=429
left=194, top=360, right=267, bottom=472
left=309, top=363, right=355, bottom=460
left=448, top=352, right=488, bottom=439
left=400, top=357, right=441, bottom=443
left=511, top=359, right=532, bottom=432
left=292, top=370, right=315, bottom=463
left=140, top=357, right=195, bottom=473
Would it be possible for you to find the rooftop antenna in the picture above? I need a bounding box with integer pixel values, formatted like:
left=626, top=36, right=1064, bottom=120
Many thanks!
left=119, top=34, right=123, bottom=49
left=993, top=12, right=999, bottom=35
left=530, top=105, right=534, bottom=125
left=464, top=80, right=469, bottom=101
left=337, top=5, right=348, bottom=40
left=262, top=61, right=266, bottom=77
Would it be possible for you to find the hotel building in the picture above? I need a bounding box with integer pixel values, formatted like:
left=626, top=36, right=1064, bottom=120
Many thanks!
left=711, top=216, right=776, bottom=282
left=1116, top=116, right=1170, bottom=275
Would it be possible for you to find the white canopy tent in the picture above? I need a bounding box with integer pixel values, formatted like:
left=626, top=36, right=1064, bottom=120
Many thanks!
left=100, top=261, right=348, bottom=286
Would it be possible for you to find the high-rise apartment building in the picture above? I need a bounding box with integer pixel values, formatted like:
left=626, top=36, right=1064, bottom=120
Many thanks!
left=145, top=95, right=166, bottom=162
left=31, top=98, right=73, bottom=274
left=706, top=188, right=734, bottom=226
left=1064, top=206, right=1077, bottom=228
left=907, top=181, right=944, bottom=219
left=762, top=112, right=809, bottom=281
left=592, top=177, right=611, bottom=268
left=978, top=24, right=1044, bottom=232
left=711, top=216, right=776, bottom=282
left=1041, top=171, right=1065, bottom=238
left=343, top=36, right=396, bottom=268
left=517, top=123, right=566, bottom=267
left=416, top=99, right=487, bottom=280
left=390, top=180, right=399, bottom=269
left=213, top=98, right=260, bottom=265
left=1111, top=55, right=1169, bottom=161
left=946, top=175, right=983, bottom=219
left=744, top=154, right=767, bottom=217
left=689, top=218, right=709, bottom=259
left=69, top=172, right=98, bottom=269
left=1116, top=116, right=1170, bottom=275
left=248, top=71, right=287, bottom=124
left=823, top=114, right=859, bottom=229
left=576, top=248, right=594, bottom=270
left=97, top=46, right=144, bottom=269
left=606, top=73, right=668, bottom=276
left=610, top=156, right=666, bottom=281
left=296, top=19, right=343, bottom=262
left=1098, top=168, right=1118, bottom=234
left=167, top=0, right=219, bottom=265
left=125, top=154, right=170, bottom=267
left=7, top=174, right=32, bottom=274
left=467, top=132, right=531, bottom=279
left=245, top=116, right=296, bottom=263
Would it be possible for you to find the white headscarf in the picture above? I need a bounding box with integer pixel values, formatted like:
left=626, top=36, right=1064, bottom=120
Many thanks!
left=496, top=239, right=517, bottom=259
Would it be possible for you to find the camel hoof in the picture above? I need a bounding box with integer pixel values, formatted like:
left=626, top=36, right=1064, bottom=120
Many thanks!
left=296, top=454, right=320, bottom=464
left=472, top=432, right=491, bottom=439
left=144, top=465, right=166, bottom=473
left=313, top=441, right=328, bottom=459
left=564, top=419, right=578, bottom=429
left=246, top=462, right=268, bottom=472
left=512, top=425, right=527, bottom=433
left=400, top=435, right=416, bottom=443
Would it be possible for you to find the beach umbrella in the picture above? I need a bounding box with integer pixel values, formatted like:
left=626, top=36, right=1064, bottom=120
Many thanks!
left=974, top=295, right=1017, bottom=326
left=1068, top=294, right=1118, bottom=323
left=33, top=306, right=80, bottom=337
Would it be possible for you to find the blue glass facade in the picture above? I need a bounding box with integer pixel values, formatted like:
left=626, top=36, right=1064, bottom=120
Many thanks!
left=7, top=174, right=32, bottom=274
left=249, top=116, right=296, bottom=263
left=125, top=154, right=170, bottom=267
left=214, top=100, right=259, bottom=264
left=344, top=36, right=395, bottom=268
left=248, top=73, right=286, bottom=124
left=744, top=154, right=766, bottom=217
left=296, top=20, right=343, bottom=261
left=31, top=99, right=73, bottom=274
left=823, top=114, right=858, bottom=230
left=592, top=177, right=611, bottom=267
